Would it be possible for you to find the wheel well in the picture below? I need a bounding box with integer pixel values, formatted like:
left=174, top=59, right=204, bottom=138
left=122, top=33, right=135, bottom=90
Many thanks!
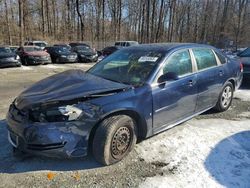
left=88, top=110, right=148, bottom=153
left=228, top=79, right=235, bottom=91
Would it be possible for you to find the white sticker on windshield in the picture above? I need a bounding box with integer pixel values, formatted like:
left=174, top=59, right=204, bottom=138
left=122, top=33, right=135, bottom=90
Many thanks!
left=138, top=56, right=158, bottom=62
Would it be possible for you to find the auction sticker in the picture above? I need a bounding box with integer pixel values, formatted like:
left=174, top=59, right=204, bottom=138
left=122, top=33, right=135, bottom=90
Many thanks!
left=138, top=56, right=158, bottom=62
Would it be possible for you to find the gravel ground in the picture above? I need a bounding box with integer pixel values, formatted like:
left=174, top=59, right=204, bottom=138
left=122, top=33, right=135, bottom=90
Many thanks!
left=0, top=64, right=249, bottom=188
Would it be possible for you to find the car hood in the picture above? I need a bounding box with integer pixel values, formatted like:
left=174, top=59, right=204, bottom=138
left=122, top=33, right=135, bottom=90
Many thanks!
left=14, top=69, right=130, bottom=110
left=0, top=52, right=15, bottom=58
left=25, top=51, right=48, bottom=56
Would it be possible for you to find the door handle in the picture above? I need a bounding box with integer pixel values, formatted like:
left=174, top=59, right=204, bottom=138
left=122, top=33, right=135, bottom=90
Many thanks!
left=188, top=80, right=193, bottom=86
left=219, top=70, right=223, bottom=76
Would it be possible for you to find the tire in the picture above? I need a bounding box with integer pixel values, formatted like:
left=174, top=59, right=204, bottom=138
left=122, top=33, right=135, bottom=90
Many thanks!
left=92, top=115, right=137, bottom=165
left=214, top=82, right=234, bottom=112
left=24, top=58, right=28, bottom=66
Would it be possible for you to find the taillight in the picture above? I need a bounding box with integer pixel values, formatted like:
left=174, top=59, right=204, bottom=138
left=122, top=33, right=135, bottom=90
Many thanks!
left=240, top=62, right=243, bottom=72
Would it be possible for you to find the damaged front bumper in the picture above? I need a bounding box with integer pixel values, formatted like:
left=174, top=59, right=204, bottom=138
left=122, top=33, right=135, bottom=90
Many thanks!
left=6, top=104, right=96, bottom=158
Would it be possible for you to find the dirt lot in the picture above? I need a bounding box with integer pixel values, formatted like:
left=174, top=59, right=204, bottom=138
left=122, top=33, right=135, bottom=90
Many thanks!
left=0, top=64, right=250, bottom=188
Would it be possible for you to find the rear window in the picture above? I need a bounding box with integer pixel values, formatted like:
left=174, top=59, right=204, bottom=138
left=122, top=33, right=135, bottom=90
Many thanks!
left=192, top=48, right=217, bottom=70
left=215, top=51, right=227, bottom=64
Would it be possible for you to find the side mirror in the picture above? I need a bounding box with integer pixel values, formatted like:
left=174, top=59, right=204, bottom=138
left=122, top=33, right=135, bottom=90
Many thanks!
left=157, top=72, right=178, bottom=83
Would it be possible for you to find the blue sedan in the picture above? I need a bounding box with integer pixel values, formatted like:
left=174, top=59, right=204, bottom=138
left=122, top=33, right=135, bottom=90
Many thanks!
left=7, top=43, right=243, bottom=165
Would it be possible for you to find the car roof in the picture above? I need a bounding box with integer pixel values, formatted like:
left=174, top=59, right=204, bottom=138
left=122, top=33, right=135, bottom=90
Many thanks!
left=27, top=41, right=47, bottom=43
left=23, top=45, right=38, bottom=47
left=124, top=43, right=215, bottom=53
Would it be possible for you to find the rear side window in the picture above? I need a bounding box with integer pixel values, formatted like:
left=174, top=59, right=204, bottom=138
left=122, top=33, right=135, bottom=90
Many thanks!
left=215, top=51, right=227, bottom=64
left=163, top=50, right=192, bottom=76
left=193, top=49, right=217, bottom=70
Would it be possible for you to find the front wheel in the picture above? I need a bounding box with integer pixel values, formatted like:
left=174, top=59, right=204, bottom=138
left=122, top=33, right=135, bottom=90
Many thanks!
left=214, top=82, right=234, bottom=112
left=92, top=115, right=137, bottom=165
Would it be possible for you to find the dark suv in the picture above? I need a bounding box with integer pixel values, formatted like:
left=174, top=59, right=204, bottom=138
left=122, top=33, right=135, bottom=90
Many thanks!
left=7, top=43, right=242, bottom=165
left=45, top=46, right=77, bottom=63
left=72, top=45, right=98, bottom=63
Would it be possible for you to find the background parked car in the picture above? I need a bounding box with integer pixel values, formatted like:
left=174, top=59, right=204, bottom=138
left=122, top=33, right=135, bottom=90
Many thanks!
left=9, top=46, right=19, bottom=53
left=69, top=42, right=90, bottom=48
left=0, top=46, right=21, bottom=68
left=114, top=41, right=139, bottom=47
left=45, top=46, right=78, bottom=63
left=102, top=46, right=122, bottom=56
left=53, top=44, right=71, bottom=50
left=24, top=41, right=48, bottom=50
left=17, top=46, right=51, bottom=65
left=98, top=46, right=122, bottom=62
left=237, top=47, right=250, bottom=79
left=72, top=45, right=98, bottom=63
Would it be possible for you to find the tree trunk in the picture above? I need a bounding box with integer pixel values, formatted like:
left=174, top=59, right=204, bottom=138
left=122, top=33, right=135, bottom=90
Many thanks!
left=18, top=0, right=24, bottom=45
left=76, top=0, right=85, bottom=41
left=4, top=0, right=12, bottom=45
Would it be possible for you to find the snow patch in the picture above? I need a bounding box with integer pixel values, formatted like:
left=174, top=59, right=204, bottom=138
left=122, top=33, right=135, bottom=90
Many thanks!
left=20, top=66, right=33, bottom=70
left=239, top=111, right=250, bottom=118
left=41, top=64, right=66, bottom=69
left=234, top=89, right=250, bottom=101
left=137, top=119, right=250, bottom=188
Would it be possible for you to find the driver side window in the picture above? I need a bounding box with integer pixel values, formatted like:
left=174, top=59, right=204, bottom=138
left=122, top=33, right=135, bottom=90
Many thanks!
left=163, top=50, right=192, bottom=76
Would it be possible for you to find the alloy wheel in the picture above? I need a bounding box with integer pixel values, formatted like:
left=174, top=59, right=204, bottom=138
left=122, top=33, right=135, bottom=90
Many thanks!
left=221, top=86, right=232, bottom=108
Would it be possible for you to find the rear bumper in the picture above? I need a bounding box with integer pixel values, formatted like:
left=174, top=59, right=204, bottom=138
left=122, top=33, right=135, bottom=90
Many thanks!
left=6, top=104, right=95, bottom=158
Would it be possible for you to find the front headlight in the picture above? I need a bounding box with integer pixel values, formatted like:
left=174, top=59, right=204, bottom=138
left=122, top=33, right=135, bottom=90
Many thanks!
left=16, top=55, right=20, bottom=60
left=30, top=105, right=83, bottom=122
left=61, top=55, right=67, bottom=58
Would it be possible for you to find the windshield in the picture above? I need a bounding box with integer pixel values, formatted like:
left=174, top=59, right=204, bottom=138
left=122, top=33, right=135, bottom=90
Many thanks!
left=0, top=47, right=12, bottom=53
left=75, top=46, right=93, bottom=53
left=54, top=47, right=70, bottom=53
left=54, top=45, right=71, bottom=50
left=88, top=48, right=164, bottom=86
left=24, top=47, right=42, bottom=52
left=34, top=42, right=46, bottom=47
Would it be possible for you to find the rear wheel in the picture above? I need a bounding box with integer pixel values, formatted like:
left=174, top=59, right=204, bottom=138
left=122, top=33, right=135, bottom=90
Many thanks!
left=214, top=82, right=234, bottom=112
left=92, top=115, right=137, bottom=165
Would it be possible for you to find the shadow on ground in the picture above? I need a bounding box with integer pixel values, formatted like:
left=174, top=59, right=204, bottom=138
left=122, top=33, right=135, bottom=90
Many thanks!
left=205, top=131, right=250, bottom=187
left=0, top=119, right=102, bottom=174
